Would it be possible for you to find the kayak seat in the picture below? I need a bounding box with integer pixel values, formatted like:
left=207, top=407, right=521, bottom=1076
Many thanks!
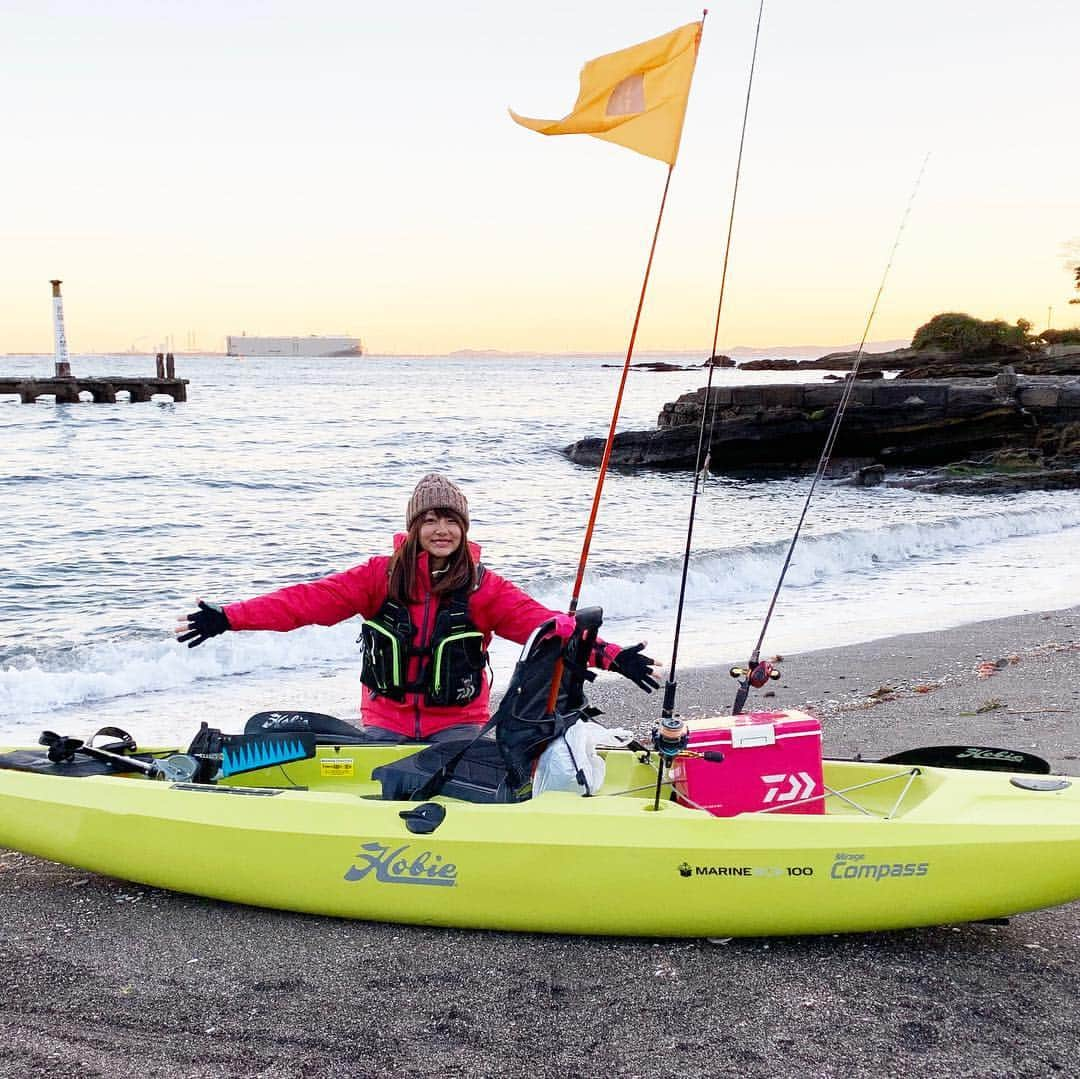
left=371, top=739, right=520, bottom=803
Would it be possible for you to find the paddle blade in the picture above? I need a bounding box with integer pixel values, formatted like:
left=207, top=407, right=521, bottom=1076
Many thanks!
left=219, top=733, right=317, bottom=778
left=879, top=745, right=1051, bottom=775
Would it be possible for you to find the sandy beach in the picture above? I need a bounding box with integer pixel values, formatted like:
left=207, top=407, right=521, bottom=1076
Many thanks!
left=1, top=606, right=1078, bottom=1078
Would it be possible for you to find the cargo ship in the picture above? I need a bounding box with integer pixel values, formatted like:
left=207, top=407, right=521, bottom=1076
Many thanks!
left=226, top=335, right=364, bottom=358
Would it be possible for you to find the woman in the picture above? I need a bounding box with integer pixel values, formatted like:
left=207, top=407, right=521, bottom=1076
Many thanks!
left=176, top=473, right=658, bottom=742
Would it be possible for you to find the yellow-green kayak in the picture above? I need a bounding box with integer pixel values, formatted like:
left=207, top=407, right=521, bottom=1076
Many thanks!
left=0, top=741, right=1078, bottom=937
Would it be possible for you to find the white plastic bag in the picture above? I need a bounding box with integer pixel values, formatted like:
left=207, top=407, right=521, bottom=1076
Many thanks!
left=533, top=721, right=634, bottom=797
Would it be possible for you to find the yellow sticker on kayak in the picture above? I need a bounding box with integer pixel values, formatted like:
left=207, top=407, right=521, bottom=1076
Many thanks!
left=320, top=759, right=354, bottom=778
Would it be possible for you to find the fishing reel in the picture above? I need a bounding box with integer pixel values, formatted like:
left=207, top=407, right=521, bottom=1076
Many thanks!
left=651, top=716, right=689, bottom=761
left=730, top=661, right=781, bottom=689
left=650, top=717, right=725, bottom=765
left=649, top=715, right=725, bottom=812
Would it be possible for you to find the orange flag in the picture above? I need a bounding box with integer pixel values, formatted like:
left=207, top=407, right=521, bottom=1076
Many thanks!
left=510, top=21, right=702, bottom=166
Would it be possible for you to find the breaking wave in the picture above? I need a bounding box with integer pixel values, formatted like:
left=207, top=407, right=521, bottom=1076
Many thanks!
left=5, top=503, right=1080, bottom=719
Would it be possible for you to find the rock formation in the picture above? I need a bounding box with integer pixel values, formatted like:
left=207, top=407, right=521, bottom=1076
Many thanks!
left=564, top=377, right=1080, bottom=487
left=736, top=345, right=1080, bottom=379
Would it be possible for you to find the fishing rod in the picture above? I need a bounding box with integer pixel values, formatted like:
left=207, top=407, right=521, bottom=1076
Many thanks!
left=653, top=0, right=766, bottom=777
left=729, top=152, right=930, bottom=714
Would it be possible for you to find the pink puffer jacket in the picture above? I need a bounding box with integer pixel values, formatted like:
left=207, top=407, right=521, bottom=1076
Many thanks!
left=224, top=537, right=617, bottom=739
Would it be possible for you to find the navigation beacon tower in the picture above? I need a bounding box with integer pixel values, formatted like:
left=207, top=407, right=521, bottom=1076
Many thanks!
left=49, top=280, right=72, bottom=378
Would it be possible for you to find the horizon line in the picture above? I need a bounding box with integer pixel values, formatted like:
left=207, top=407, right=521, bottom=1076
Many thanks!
left=3, top=338, right=912, bottom=359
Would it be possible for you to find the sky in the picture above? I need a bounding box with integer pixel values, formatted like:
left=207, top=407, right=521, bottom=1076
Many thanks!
left=2, top=0, right=1077, bottom=355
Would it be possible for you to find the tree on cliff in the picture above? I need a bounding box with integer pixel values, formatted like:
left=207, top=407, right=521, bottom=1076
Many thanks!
left=1041, top=327, right=1080, bottom=344
left=1066, top=239, right=1080, bottom=304
left=911, top=313, right=1035, bottom=354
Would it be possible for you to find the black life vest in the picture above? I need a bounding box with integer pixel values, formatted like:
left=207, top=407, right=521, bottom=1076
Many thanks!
left=359, top=573, right=488, bottom=707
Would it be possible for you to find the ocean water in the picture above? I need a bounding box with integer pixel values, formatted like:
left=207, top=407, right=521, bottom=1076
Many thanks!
left=3, top=352, right=1080, bottom=745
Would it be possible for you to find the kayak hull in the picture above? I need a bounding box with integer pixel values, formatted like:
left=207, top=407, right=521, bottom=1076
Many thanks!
left=1, top=747, right=1078, bottom=937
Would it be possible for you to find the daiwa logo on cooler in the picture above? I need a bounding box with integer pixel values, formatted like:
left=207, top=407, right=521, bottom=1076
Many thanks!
left=830, top=851, right=929, bottom=881
left=762, top=772, right=816, bottom=804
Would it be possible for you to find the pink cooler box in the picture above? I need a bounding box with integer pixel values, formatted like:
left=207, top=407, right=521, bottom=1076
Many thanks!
left=670, top=710, right=824, bottom=817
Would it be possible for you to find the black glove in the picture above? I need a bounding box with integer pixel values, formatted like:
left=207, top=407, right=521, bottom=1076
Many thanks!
left=609, top=643, right=660, bottom=693
left=177, top=601, right=231, bottom=648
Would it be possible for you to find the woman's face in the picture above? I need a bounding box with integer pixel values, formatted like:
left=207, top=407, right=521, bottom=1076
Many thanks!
left=418, top=510, right=463, bottom=567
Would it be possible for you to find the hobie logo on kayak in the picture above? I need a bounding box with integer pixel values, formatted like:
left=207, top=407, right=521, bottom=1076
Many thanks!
left=259, top=712, right=309, bottom=730
left=956, top=748, right=1026, bottom=764
left=344, top=842, right=457, bottom=887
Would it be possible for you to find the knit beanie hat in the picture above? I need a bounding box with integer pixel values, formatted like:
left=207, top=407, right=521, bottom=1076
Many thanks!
left=406, top=473, right=470, bottom=530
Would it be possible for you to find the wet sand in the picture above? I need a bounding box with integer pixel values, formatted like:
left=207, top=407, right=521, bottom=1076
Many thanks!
left=1, top=607, right=1078, bottom=1078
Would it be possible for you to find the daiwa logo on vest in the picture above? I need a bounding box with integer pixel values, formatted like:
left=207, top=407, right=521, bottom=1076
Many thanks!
left=344, top=842, right=458, bottom=887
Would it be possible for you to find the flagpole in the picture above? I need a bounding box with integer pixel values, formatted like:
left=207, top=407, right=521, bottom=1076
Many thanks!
left=520, top=15, right=706, bottom=715
left=566, top=163, right=674, bottom=614
left=544, top=165, right=676, bottom=713
left=561, top=13, right=707, bottom=617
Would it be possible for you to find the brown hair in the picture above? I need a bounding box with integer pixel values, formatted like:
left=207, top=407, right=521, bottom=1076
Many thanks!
left=387, top=508, right=476, bottom=604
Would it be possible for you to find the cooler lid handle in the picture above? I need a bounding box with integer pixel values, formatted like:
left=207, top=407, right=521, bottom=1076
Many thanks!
left=731, top=722, right=776, bottom=749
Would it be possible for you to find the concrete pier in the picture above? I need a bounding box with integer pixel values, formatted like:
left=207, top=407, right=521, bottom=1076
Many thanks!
left=1, top=280, right=190, bottom=403
left=0, top=376, right=188, bottom=404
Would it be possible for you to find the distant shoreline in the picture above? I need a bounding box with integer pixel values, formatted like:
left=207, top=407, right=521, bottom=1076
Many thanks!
left=2, top=342, right=911, bottom=361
